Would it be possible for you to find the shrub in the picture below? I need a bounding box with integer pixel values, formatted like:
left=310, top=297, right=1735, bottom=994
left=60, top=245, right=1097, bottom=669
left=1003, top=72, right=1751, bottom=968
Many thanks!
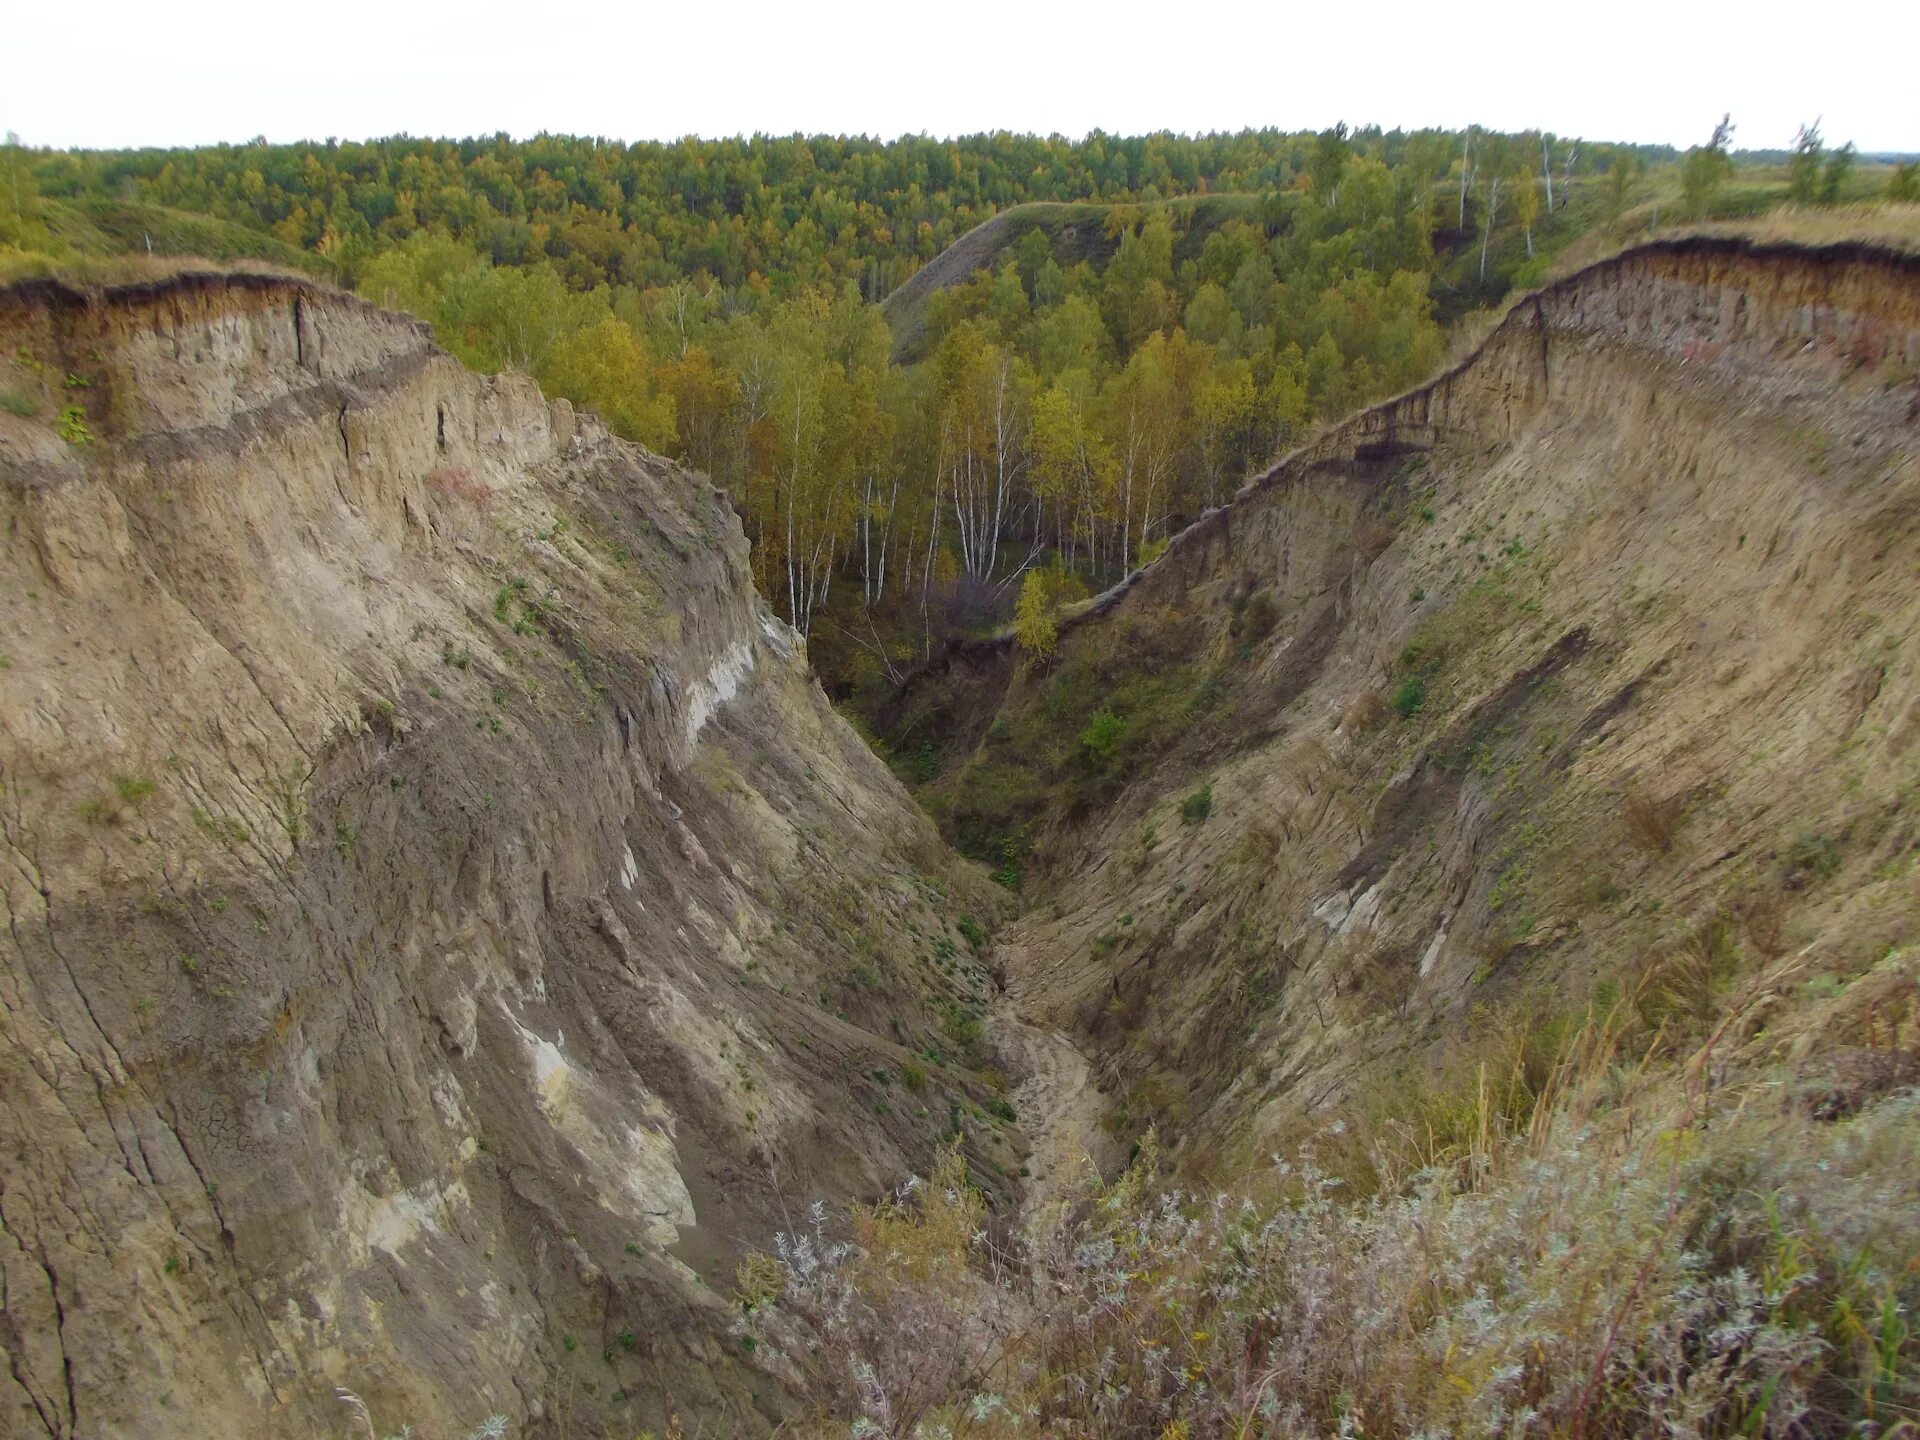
left=1788, top=830, right=1842, bottom=881
left=905, top=742, right=939, bottom=784
left=57, top=405, right=95, bottom=445
left=733, top=1252, right=784, bottom=1314
left=1238, top=589, right=1279, bottom=646
left=0, top=390, right=35, bottom=417
left=1738, top=891, right=1789, bottom=959
left=754, top=1034, right=1920, bottom=1440
left=901, top=1060, right=927, bottom=1093
left=1390, top=673, right=1426, bottom=718
left=1344, top=688, right=1389, bottom=731
left=1624, top=784, right=1685, bottom=852
left=1078, top=707, right=1129, bottom=766
left=1180, top=783, right=1213, bottom=824
left=940, top=1003, right=983, bottom=1051
left=115, top=775, right=156, bottom=808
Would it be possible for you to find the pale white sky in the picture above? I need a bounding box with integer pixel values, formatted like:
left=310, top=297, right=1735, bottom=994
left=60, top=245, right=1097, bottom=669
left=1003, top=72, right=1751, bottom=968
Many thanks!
left=15, top=0, right=1919, bottom=154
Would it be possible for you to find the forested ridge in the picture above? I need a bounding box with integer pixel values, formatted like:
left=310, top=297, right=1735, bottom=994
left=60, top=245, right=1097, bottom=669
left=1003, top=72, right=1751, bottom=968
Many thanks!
left=13, top=129, right=1681, bottom=294
left=6, top=124, right=1912, bottom=700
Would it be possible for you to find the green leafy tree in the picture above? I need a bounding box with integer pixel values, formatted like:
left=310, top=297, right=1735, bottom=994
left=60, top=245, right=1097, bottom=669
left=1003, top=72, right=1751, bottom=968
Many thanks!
left=1013, top=565, right=1087, bottom=661
left=1309, top=123, right=1351, bottom=206
left=1262, top=344, right=1312, bottom=453
left=1030, top=294, right=1109, bottom=377
left=1820, top=142, right=1856, bottom=205
left=1228, top=252, right=1279, bottom=329
left=1305, top=331, right=1349, bottom=417
left=1787, top=121, right=1824, bottom=204
left=1028, top=375, right=1114, bottom=573
left=1473, top=132, right=1519, bottom=282
left=1193, top=359, right=1259, bottom=507
left=1680, top=114, right=1736, bottom=218
left=1183, top=282, right=1238, bottom=348
left=1099, top=210, right=1176, bottom=352
left=537, top=316, right=676, bottom=452
left=1014, top=227, right=1053, bottom=297
left=1512, top=168, right=1542, bottom=257
left=1604, top=154, right=1640, bottom=222
left=0, top=133, right=49, bottom=253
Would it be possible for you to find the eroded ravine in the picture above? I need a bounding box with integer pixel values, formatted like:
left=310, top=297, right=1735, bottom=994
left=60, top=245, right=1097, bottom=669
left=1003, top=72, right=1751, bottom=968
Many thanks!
left=6, top=233, right=1920, bottom=1438
left=997, top=1006, right=1116, bottom=1233
left=897, top=235, right=1920, bottom=1180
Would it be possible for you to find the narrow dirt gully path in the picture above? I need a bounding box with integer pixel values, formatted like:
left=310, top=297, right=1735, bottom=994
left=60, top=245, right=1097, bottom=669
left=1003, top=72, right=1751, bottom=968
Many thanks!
left=990, top=932, right=1123, bottom=1236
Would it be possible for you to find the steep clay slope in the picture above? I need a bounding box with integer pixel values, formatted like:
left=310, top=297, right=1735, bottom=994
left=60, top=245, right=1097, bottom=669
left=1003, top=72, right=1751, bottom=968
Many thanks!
left=891, top=238, right=1920, bottom=1167
left=0, top=276, right=1010, bottom=1438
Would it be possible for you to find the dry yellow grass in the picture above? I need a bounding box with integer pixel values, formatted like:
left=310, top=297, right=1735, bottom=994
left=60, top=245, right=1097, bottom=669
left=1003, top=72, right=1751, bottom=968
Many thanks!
left=0, top=248, right=327, bottom=290
left=1542, top=202, right=1920, bottom=284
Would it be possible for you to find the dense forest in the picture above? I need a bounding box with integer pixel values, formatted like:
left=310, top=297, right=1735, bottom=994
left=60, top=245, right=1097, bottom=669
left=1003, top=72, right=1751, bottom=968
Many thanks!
left=12, top=128, right=1680, bottom=294
left=6, top=123, right=1913, bottom=696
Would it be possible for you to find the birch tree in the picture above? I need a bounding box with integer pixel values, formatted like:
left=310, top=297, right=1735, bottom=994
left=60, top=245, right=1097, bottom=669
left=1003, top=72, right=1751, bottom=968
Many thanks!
left=1458, top=126, right=1477, bottom=230
left=1513, top=169, right=1541, bottom=259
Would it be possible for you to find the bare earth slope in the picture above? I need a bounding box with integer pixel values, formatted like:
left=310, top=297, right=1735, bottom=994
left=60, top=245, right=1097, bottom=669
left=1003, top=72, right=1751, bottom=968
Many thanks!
left=892, top=238, right=1920, bottom=1167
left=0, top=276, right=1008, bottom=1438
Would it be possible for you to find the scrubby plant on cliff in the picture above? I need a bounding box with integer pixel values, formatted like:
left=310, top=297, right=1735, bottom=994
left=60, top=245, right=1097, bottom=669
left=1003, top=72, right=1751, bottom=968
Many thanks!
left=1390, top=672, right=1427, bottom=718
left=1013, top=565, right=1087, bottom=663
left=747, top=985, right=1920, bottom=1439
left=1077, top=706, right=1129, bottom=766
left=56, top=403, right=94, bottom=445
left=741, top=1148, right=1012, bottom=1434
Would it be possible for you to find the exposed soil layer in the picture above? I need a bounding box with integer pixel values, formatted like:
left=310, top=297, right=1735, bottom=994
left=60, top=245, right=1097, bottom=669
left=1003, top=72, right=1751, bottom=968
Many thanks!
left=0, top=274, right=1011, bottom=1439
left=890, top=236, right=1920, bottom=1170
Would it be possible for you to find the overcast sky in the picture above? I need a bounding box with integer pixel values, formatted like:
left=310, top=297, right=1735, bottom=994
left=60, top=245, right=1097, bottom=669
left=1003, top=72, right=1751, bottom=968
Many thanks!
left=15, top=0, right=1918, bottom=155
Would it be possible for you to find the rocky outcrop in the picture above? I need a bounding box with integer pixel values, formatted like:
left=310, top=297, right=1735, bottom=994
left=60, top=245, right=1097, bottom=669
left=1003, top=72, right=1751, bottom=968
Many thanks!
left=894, top=237, right=1920, bottom=1166
left=0, top=275, right=1003, bottom=1438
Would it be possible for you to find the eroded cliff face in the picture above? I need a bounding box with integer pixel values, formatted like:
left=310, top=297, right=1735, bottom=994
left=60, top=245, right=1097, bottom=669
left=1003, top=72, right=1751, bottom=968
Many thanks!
left=895, top=239, right=1920, bottom=1169
left=0, top=276, right=1006, bottom=1438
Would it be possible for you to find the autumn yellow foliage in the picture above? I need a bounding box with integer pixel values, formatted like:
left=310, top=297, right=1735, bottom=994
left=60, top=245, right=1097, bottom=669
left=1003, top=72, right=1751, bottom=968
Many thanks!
left=1014, top=566, right=1088, bottom=662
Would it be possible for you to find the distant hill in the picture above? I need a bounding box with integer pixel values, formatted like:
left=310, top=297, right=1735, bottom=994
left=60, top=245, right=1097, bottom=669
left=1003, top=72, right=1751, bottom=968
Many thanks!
left=41, top=196, right=332, bottom=274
